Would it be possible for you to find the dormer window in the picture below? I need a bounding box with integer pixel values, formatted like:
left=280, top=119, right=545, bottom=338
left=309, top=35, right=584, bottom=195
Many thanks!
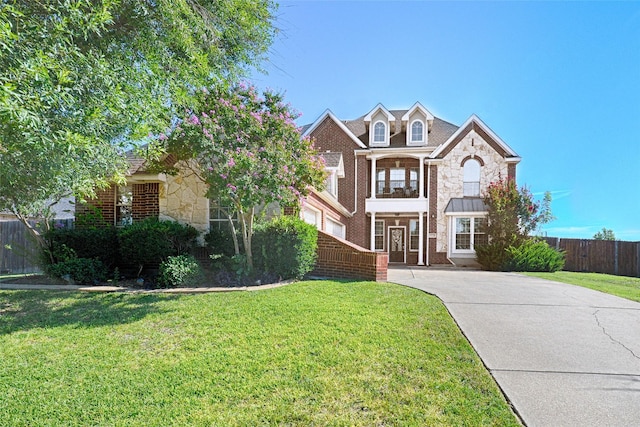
left=373, top=121, right=386, bottom=144
left=402, top=102, right=434, bottom=146
left=410, top=120, right=424, bottom=143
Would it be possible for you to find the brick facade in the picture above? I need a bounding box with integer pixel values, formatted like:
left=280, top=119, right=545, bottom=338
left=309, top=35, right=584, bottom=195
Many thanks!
left=305, top=105, right=520, bottom=267
left=76, top=186, right=116, bottom=226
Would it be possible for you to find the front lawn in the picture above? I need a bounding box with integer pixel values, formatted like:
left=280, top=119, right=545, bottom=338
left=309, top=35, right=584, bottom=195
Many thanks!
left=524, top=271, right=640, bottom=302
left=0, top=281, right=519, bottom=426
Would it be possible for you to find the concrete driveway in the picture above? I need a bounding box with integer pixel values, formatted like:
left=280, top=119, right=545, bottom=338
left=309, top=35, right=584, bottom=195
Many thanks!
left=389, top=266, right=640, bottom=427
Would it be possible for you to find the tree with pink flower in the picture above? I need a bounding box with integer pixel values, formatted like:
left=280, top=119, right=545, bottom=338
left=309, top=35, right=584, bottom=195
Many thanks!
left=153, top=84, right=326, bottom=270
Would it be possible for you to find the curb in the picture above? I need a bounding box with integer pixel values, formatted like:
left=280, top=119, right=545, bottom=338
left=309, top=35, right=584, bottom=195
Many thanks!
left=0, top=279, right=296, bottom=293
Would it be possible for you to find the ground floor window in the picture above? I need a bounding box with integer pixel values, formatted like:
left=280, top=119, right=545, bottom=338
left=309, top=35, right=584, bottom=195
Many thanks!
left=409, top=219, right=419, bottom=251
left=454, top=217, right=487, bottom=251
left=116, top=185, right=133, bottom=226
left=374, top=220, right=384, bottom=251
left=209, top=200, right=238, bottom=231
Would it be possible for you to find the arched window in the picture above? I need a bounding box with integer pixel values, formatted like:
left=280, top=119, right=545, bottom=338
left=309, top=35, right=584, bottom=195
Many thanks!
left=410, top=120, right=424, bottom=142
left=463, top=158, right=481, bottom=197
left=373, top=121, right=386, bottom=143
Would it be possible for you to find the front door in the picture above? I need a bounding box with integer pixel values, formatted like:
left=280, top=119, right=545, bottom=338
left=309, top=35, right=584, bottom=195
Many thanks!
left=389, top=227, right=405, bottom=263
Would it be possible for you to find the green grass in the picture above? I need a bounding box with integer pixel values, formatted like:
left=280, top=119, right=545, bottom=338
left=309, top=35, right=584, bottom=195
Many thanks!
left=0, top=281, right=518, bottom=426
left=524, top=271, right=640, bottom=302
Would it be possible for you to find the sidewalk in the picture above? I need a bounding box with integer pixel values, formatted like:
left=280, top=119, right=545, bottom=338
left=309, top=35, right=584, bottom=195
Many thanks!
left=389, top=266, right=640, bottom=427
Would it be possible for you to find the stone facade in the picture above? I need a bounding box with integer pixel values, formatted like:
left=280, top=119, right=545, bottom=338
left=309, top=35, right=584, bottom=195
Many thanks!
left=158, top=160, right=209, bottom=234
left=435, top=129, right=509, bottom=253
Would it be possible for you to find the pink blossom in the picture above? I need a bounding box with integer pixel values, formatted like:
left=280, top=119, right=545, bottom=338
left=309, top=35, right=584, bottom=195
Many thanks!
left=227, top=158, right=235, bottom=167
left=226, top=183, right=237, bottom=192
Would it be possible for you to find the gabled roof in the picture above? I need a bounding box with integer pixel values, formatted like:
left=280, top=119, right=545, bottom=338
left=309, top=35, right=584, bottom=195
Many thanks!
left=342, top=110, right=458, bottom=149
left=302, top=109, right=367, bottom=149
left=321, top=151, right=345, bottom=178
left=363, top=103, right=395, bottom=123
left=401, top=101, right=434, bottom=122
left=430, top=114, right=520, bottom=160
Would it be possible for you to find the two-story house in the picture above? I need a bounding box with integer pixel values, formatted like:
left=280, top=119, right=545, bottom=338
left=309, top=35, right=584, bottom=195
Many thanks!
left=299, top=102, right=521, bottom=266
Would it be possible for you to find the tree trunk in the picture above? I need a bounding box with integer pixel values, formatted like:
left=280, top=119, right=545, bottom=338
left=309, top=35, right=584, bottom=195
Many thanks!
left=14, top=212, right=51, bottom=263
left=226, top=214, right=240, bottom=255
left=237, top=205, right=254, bottom=272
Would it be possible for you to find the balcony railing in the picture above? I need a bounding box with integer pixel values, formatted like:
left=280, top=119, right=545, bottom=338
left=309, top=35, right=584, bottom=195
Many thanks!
left=376, top=180, right=419, bottom=198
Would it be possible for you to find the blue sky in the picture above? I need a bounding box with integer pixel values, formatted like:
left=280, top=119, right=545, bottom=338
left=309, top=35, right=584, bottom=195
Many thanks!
left=249, top=1, right=640, bottom=241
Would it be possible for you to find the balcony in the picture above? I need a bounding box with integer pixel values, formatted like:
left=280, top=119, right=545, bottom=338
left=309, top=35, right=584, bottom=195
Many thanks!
left=375, top=180, right=418, bottom=198
left=367, top=181, right=428, bottom=214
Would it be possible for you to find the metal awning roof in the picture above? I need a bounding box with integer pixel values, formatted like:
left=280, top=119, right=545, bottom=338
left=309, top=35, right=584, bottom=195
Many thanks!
left=444, top=198, right=488, bottom=213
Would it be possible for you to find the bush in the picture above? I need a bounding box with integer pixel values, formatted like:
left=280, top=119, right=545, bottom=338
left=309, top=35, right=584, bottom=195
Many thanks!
left=46, top=258, right=108, bottom=285
left=476, top=239, right=565, bottom=272
left=253, top=216, right=318, bottom=280
left=475, top=242, right=510, bottom=271
left=204, top=225, right=237, bottom=258
left=43, top=227, right=119, bottom=268
left=504, top=239, right=565, bottom=272
left=118, top=218, right=199, bottom=275
left=157, top=254, right=203, bottom=288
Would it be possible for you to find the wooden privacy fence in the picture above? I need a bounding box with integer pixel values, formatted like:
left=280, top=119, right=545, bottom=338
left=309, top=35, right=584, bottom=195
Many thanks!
left=543, top=237, right=640, bottom=278
left=0, top=221, right=41, bottom=274
left=0, top=220, right=74, bottom=275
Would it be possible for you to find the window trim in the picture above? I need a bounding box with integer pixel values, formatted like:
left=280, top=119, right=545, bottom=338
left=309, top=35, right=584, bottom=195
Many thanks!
left=409, top=120, right=424, bottom=143
left=302, top=204, right=322, bottom=229
left=209, top=199, right=239, bottom=231
left=372, top=121, right=387, bottom=145
left=115, top=185, right=133, bottom=227
left=325, top=216, right=345, bottom=239
left=374, top=219, right=385, bottom=251
left=409, top=219, right=420, bottom=252
left=462, top=157, right=482, bottom=197
left=449, top=215, right=487, bottom=255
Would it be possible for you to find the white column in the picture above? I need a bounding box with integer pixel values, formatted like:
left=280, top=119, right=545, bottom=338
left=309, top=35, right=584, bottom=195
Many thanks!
left=370, top=157, right=377, bottom=199
left=419, top=156, right=425, bottom=198
left=418, top=211, right=424, bottom=265
left=370, top=212, right=376, bottom=251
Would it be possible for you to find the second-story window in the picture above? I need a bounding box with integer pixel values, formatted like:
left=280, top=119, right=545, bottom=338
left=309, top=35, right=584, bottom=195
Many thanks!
left=411, top=121, right=424, bottom=142
left=463, top=158, right=481, bottom=197
left=373, top=121, right=386, bottom=144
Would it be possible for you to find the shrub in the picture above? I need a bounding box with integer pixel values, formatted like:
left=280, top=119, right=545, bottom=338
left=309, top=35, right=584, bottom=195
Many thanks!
left=157, top=254, right=203, bottom=288
left=475, top=242, right=510, bottom=271
left=43, top=227, right=119, bottom=268
left=204, top=225, right=237, bottom=258
left=46, top=258, right=108, bottom=285
left=253, top=216, right=318, bottom=280
left=118, top=218, right=199, bottom=275
left=504, top=239, right=565, bottom=272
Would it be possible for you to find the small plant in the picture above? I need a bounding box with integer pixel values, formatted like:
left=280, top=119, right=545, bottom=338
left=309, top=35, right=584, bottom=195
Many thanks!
left=157, top=254, right=203, bottom=288
left=46, top=258, right=108, bottom=285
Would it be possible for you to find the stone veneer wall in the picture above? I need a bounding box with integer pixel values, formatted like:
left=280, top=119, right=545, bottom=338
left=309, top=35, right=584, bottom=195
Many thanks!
left=158, top=160, right=210, bottom=234
left=436, top=130, right=508, bottom=253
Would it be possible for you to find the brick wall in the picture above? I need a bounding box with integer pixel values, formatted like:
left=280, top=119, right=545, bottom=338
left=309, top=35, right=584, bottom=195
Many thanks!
left=312, top=230, right=388, bottom=281
left=76, top=185, right=116, bottom=226
left=132, top=183, right=159, bottom=222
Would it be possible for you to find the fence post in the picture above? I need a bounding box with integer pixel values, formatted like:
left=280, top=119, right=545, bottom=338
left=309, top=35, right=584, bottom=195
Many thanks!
left=637, top=242, right=640, bottom=278
left=614, top=240, right=619, bottom=276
